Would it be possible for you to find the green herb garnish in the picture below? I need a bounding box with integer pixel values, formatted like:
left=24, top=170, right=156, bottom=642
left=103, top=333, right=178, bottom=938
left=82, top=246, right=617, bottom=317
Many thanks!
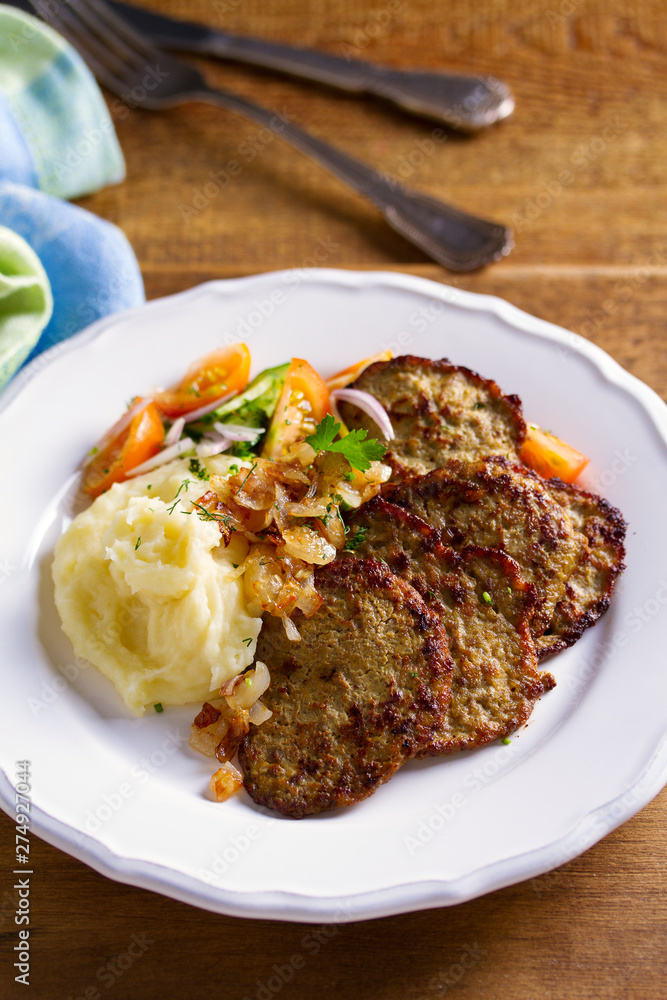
left=236, top=461, right=258, bottom=494
left=305, top=415, right=386, bottom=472
left=191, top=501, right=230, bottom=526
left=188, top=457, right=210, bottom=480
left=154, top=703, right=163, bottom=713
left=482, top=591, right=493, bottom=605
left=134, top=536, right=142, bottom=550
left=345, top=525, right=369, bottom=552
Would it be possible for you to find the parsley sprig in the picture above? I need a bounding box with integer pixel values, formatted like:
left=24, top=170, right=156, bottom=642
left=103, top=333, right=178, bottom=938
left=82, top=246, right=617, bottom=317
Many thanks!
left=305, top=415, right=385, bottom=472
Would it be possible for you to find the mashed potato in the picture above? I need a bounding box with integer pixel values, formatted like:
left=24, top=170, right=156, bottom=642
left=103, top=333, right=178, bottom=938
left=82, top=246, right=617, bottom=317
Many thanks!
left=52, top=457, right=262, bottom=715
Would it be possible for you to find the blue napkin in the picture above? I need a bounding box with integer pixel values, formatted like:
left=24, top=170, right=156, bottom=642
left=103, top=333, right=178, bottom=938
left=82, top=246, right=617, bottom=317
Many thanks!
left=0, top=5, right=145, bottom=390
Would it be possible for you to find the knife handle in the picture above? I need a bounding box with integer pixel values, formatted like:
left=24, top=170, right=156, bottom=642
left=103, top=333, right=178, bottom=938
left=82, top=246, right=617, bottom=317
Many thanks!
left=204, top=34, right=513, bottom=131
left=108, top=0, right=513, bottom=129
left=194, top=86, right=512, bottom=271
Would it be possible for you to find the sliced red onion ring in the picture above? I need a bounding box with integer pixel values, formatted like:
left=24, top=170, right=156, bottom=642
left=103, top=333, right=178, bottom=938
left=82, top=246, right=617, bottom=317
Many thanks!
left=163, top=416, right=185, bottom=448
left=212, top=421, right=264, bottom=442
left=329, top=388, right=394, bottom=441
left=127, top=437, right=195, bottom=477
left=82, top=398, right=151, bottom=468
left=196, top=440, right=232, bottom=458
left=182, top=393, right=236, bottom=424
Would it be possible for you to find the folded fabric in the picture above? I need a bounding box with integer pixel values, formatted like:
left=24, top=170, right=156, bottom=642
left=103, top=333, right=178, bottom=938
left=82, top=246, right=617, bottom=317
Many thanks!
left=0, top=223, right=53, bottom=389
left=0, top=5, right=125, bottom=198
left=0, top=181, right=144, bottom=385
left=0, top=5, right=145, bottom=392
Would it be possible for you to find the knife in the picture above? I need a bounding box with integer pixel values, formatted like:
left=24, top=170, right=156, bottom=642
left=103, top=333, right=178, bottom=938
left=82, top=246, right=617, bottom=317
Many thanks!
left=10, top=0, right=513, bottom=130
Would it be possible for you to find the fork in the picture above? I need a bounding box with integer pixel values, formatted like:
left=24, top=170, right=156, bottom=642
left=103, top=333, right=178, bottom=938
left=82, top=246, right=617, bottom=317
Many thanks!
left=29, top=0, right=513, bottom=271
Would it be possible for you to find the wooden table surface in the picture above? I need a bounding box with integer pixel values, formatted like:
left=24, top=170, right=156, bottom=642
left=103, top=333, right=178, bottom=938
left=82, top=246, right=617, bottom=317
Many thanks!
left=2, top=1, right=666, bottom=997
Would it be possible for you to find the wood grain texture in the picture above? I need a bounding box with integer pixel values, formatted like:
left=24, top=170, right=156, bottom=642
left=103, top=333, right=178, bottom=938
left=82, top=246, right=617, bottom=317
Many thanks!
left=1, top=1, right=666, bottom=998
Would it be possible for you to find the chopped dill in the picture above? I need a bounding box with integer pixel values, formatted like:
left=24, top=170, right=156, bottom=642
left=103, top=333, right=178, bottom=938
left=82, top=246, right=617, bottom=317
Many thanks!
left=191, top=501, right=230, bottom=527
left=173, top=479, right=191, bottom=499
left=235, top=461, right=258, bottom=494
left=345, top=526, right=368, bottom=551
left=188, top=457, right=210, bottom=480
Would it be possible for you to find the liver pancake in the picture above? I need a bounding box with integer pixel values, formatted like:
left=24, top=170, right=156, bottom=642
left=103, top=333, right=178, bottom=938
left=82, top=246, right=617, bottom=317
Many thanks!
left=347, top=499, right=546, bottom=755
left=238, top=558, right=453, bottom=818
left=339, top=355, right=526, bottom=478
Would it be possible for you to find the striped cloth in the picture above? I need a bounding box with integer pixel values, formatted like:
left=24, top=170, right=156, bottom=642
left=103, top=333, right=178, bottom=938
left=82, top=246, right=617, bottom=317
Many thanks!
left=0, top=5, right=144, bottom=391
left=0, top=4, right=125, bottom=197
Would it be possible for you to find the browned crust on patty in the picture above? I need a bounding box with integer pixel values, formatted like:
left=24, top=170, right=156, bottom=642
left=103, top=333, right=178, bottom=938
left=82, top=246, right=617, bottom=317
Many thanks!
left=346, top=499, right=546, bottom=755
left=380, top=457, right=581, bottom=639
left=237, top=558, right=453, bottom=818
left=339, top=355, right=526, bottom=477
left=535, top=477, right=627, bottom=659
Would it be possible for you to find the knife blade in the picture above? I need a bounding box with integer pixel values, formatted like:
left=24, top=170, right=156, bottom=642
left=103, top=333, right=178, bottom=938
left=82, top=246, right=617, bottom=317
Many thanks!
left=10, top=0, right=513, bottom=130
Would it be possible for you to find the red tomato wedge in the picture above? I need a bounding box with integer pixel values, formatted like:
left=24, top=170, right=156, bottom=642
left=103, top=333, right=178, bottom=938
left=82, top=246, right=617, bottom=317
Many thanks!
left=83, top=399, right=165, bottom=498
left=325, top=350, right=393, bottom=391
left=154, top=343, right=251, bottom=419
left=520, top=425, right=589, bottom=483
left=262, top=358, right=331, bottom=460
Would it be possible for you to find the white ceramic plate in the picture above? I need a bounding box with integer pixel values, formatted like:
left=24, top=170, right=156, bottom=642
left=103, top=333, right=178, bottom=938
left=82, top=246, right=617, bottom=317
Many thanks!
left=1, top=269, right=666, bottom=924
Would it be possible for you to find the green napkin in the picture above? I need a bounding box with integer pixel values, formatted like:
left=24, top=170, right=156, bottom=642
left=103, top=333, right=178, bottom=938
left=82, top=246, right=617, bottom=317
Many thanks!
left=0, top=224, right=53, bottom=390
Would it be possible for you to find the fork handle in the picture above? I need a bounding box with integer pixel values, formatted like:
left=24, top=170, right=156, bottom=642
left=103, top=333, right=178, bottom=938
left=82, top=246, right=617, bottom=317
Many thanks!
left=193, top=87, right=511, bottom=272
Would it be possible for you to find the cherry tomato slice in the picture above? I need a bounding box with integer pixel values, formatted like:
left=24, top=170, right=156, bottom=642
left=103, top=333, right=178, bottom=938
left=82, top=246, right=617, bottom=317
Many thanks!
left=83, top=399, right=165, bottom=498
left=325, top=350, right=393, bottom=391
left=262, top=358, right=331, bottom=460
left=154, top=343, right=251, bottom=419
left=520, top=425, right=589, bottom=483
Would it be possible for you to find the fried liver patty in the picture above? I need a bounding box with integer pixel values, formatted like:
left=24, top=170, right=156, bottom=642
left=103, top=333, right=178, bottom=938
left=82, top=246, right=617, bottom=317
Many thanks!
left=535, top=478, right=627, bottom=658
left=339, top=355, right=526, bottom=477
left=347, top=499, right=546, bottom=754
left=382, top=457, right=582, bottom=639
left=238, top=558, right=453, bottom=818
